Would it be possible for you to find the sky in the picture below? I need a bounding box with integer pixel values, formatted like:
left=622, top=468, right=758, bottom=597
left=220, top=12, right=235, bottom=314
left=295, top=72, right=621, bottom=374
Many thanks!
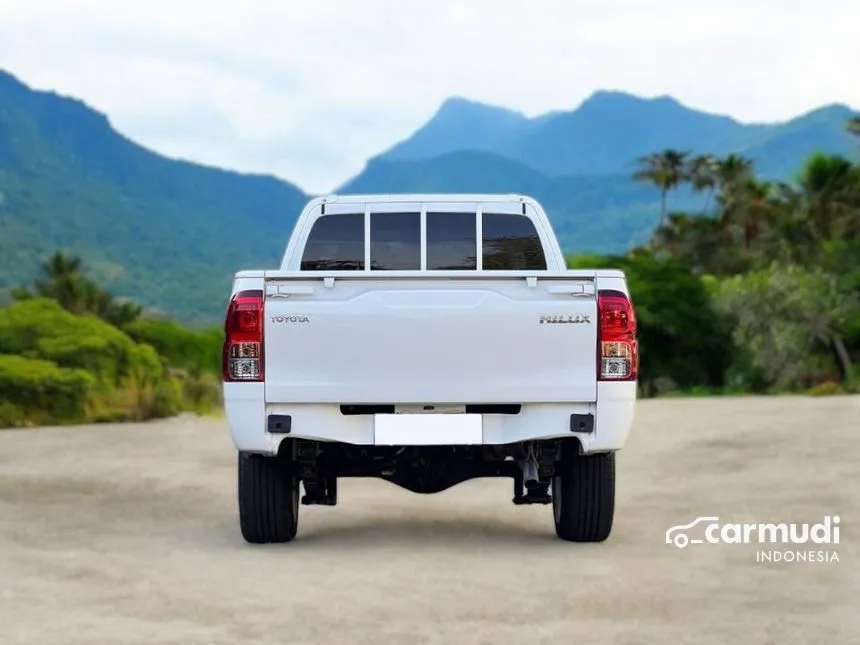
left=1, top=0, right=858, bottom=193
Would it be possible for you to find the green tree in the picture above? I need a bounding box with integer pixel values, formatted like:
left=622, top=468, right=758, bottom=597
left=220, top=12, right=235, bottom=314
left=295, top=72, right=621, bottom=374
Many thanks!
left=13, top=251, right=142, bottom=326
left=649, top=212, right=727, bottom=271
left=719, top=178, right=779, bottom=251
left=714, top=154, right=755, bottom=212
left=632, top=149, right=690, bottom=226
left=625, top=144, right=859, bottom=393
left=713, top=263, right=858, bottom=389
left=13, top=250, right=89, bottom=313
left=687, top=154, right=719, bottom=215
left=797, top=153, right=860, bottom=244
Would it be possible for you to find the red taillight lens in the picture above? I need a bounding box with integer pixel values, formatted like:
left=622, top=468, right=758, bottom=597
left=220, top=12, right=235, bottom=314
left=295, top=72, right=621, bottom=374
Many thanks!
left=597, top=289, right=638, bottom=381
left=222, top=289, right=264, bottom=382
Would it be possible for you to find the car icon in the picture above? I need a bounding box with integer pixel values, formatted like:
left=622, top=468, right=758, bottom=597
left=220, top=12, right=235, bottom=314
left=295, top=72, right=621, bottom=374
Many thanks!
left=665, top=516, right=720, bottom=548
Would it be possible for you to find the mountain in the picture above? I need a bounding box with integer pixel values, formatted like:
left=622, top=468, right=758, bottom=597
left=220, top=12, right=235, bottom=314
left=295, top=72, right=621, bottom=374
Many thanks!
left=377, top=91, right=858, bottom=179
left=740, top=104, right=859, bottom=178
left=511, top=92, right=767, bottom=176
left=1, top=67, right=857, bottom=325
left=380, top=97, right=533, bottom=161
left=0, top=69, right=309, bottom=325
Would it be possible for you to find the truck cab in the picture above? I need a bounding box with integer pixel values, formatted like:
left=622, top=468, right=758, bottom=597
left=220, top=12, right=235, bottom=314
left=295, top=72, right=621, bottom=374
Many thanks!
left=222, top=194, right=638, bottom=544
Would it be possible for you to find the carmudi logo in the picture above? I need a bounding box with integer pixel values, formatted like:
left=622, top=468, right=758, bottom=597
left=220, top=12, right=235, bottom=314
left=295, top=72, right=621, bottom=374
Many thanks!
left=665, top=515, right=841, bottom=564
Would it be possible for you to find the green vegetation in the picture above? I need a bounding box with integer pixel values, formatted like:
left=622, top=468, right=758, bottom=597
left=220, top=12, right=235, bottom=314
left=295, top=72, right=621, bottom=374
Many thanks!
left=573, top=136, right=860, bottom=397
left=0, top=253, right=222, bottom=428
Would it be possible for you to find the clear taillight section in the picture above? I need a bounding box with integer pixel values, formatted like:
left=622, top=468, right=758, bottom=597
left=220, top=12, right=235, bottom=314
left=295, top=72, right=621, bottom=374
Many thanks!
left=597, top=289, right=638, bottom=381
left=222, top=289, right=264, bottom=382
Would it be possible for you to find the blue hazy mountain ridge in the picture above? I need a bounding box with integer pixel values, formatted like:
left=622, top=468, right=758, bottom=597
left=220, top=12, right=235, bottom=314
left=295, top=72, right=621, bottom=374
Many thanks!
left=0, top=67, right=857, bottom=323
left=375, top=90, right=858, bottom=178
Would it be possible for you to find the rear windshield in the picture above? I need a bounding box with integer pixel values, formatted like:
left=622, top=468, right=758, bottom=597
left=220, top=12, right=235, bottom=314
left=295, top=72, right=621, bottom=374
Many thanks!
left=300, top=211, right=547, bottom=271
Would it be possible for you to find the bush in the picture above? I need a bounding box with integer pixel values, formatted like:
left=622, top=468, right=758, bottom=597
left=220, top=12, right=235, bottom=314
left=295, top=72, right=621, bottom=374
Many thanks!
left=0, top=354, right=94, bottom=427
left=0, top=298, right=171, bottom=422
left=123, top=318, right=222, bottom=375
left=806, top=381, right=844, bottom=396
left=0, top=298, right=161, bottom=380
left=171, top=368, right=222, bottom=414
left=713, top=264, right=857, bottom=392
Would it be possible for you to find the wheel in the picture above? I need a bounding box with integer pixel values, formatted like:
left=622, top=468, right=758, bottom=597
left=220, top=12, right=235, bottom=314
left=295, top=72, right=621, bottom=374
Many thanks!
left=552, top=449, right=616, bottom=542
left=237, top=451, right=299, bottom=544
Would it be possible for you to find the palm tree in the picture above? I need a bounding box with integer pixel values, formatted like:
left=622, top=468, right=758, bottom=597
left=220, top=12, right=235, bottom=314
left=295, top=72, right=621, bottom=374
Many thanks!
left=716, top=154, right=754, bottom=193
left=798, top=153, right=858, bottom=243
left=650, top=211, right=726, bottom=272
left=651, top=212, right=692, bottom=256
left=14, top=250, right=144, bottom=326
left=104, top=299, right=144, bottom=327
left=713, top=154, right=756, bottom=224
left=687, top=154, right=719, bottom=215
left=761, top=182, right=810, bottom=262
left=633, top=149, right=691, bottom=227
left=40, top=251, right=83, bottom=282
left=722, top=179, right=778, bottom=250
left=25, top=251, right=91, bottom=313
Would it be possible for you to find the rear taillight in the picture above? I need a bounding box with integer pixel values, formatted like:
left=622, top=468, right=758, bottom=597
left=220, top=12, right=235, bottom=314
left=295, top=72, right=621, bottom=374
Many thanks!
left=222, top=289, right=264, bottom=382
left=597, top=289, right=638, bottom=381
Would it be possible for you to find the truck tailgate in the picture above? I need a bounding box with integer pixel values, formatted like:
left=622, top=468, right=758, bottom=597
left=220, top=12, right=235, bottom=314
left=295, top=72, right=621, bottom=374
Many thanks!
left=263, top=274, right=599, bottom=404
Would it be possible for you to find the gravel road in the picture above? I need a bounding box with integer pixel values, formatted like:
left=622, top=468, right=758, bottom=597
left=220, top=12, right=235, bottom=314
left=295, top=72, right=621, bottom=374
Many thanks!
left=1, top=396, right=858, bottom=644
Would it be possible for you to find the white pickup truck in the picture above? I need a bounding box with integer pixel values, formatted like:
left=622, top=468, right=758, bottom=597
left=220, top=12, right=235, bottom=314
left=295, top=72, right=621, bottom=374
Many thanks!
left=222, top=193, right=638, bottom=544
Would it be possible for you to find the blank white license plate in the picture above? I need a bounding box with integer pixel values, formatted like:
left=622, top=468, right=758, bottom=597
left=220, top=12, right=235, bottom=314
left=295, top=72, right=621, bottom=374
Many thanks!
left=373, top=413, right=483, bottom=445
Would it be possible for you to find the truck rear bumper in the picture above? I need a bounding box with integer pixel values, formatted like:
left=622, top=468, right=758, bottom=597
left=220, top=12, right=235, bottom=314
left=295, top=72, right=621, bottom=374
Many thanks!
left=223, top=382, right=636, bottom=455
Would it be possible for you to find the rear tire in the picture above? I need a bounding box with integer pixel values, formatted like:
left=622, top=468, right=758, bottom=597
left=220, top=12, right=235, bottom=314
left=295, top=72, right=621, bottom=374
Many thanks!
left=238, top=451, right=299, bottom=544
left=552, top=450, right=615, bottom=542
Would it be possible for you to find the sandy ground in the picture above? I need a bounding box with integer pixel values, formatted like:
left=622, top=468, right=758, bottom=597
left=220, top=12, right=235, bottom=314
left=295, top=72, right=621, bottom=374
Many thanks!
left=1, top=396, right=858, bottom=645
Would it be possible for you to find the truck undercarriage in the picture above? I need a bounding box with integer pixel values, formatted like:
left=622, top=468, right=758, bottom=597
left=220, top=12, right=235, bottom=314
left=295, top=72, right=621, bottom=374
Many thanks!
left=281, top=436, right=581, bottom=506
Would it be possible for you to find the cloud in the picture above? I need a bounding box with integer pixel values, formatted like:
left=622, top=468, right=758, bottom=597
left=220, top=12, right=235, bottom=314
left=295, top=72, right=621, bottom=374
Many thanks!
left=1, top=0, right=858, bottom=192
